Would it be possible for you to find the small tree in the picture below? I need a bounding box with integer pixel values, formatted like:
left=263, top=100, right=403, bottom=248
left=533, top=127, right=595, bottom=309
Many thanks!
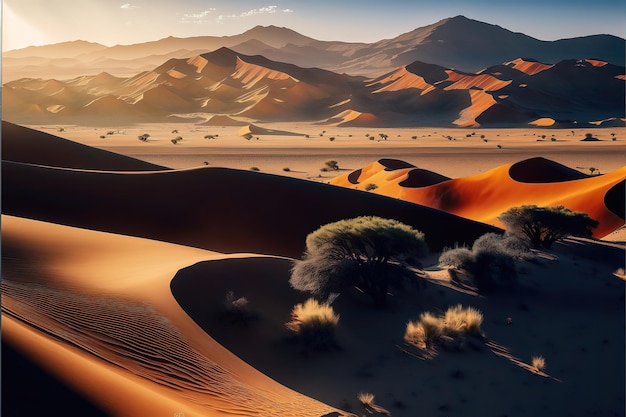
left=290, top=216, right=427, bottom=306
left=498, top=205, right=598, bottom=248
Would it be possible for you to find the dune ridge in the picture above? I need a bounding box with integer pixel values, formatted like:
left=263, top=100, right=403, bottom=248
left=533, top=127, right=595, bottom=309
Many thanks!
left=1, top=121, right=167, bottom=171
left=2, top=159, right=496, bottom=258
left=331, top=157, right=626, bottom=237
left=1, top=215, right=343, bottom=416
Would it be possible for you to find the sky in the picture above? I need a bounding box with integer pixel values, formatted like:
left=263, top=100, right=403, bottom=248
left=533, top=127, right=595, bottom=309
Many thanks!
left=2, top=0, right=625, bottom=51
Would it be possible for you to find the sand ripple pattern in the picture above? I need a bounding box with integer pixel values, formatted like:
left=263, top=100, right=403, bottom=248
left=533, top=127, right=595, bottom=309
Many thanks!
left=1, top=279, right=335, bottom=416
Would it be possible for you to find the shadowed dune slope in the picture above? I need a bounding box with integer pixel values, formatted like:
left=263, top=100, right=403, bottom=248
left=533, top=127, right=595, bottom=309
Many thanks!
left=2, top=121, right=168, bottom=171
left=331, top=157, right=626, bottom=237
left=3, top=161, right=496, bottom=257
left=508, top=157, right=589, bottom=183
left=2, top=215, right=342, bottom=416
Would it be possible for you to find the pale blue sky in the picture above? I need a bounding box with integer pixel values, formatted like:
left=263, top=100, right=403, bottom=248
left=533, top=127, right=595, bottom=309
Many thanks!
left=3, top=0, right=625, bottom=51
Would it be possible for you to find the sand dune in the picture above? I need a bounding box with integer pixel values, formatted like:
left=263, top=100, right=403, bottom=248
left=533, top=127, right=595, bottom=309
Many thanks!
left=4, top=47, right=623, bottom=126
left=238, top=124, right=306, bottom=137
left=1, top=121, right=167, bottom=171
left=331, top=157, right=625, bottom=237
left=3, top=123, right=624, bottom=417
left=2, top=160, right=496, bottom=257
left=2, top=216, right=341, bottom=416
left=506, top=58, right=553, bottom=75
left=318, top=109, right=380, bottom=126
left=199, top=115, right=249, bottom=126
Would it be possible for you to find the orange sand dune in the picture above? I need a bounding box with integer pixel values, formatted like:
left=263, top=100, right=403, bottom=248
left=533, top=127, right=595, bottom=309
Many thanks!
left=232, top=57, right=299, bottom=89
left=331, top=157, right=625, bottom=237
left=454, top=90, right=498, bottom=127
left=444, top=71, right=512, bottom=91
left=506, top=58, right=553, bottom=75
left=2, top=215, right=341, bottom=416
left=368, top=66, right=432, bottom=94
left=318, top=109, right=380, bottom=126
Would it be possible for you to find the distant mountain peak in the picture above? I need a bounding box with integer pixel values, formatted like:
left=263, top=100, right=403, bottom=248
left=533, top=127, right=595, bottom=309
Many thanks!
left=200, top=47, right=240, bottom=66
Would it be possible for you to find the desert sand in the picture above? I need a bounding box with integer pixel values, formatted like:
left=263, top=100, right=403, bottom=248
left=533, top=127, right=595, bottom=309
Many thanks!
left=23, top=123, right=626, bottom=178
left=2, top=121, right=625, bottom=417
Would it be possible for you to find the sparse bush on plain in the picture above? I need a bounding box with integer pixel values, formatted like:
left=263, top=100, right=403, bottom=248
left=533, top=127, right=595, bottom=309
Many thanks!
left=404, top=305, right=484, bottom=353
left=249, top=166, right=260, bottom=171
left=324, top=160, right=339, bottom=170
left=364, top=183, right=378, bottom=191
left=285, top=298, right=339, bottom=350
left=290, top=216, right=427, bottom=306
left=498, top=205, right=599, bottom=248
left=283, top=167, right=291, bottom=172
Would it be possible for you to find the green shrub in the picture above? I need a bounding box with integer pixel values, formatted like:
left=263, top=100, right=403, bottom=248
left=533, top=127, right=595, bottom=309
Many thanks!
left=290, top=216, right=427, bottom=306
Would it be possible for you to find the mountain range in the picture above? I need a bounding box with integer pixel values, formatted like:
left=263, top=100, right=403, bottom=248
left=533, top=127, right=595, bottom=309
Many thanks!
left=3, top=15, right=624, bottom=81
left=2, top=15, right=624, bottom=127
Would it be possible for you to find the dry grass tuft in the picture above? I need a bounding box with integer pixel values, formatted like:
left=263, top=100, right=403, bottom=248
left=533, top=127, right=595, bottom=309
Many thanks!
left=286, top=298, right=339, bottom=349
left=357, top=392, right=391, bottom=416
left=443, top=304, right=483, bottom=337
left=532, top=355, right=546, bottom=372
left=405, top=305, right=484, bottom=353
left=357, top=391, right=375, bottom=406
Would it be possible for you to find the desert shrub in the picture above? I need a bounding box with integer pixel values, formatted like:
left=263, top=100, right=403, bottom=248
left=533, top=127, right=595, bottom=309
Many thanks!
left=329, top=137, right=336, bottom=142
left=364, top=183, right=378, bottom=191
left=472, top=233, right=532, bottom=260
left=283, top=167, right=291, bottom=172
left=438, top=246, right=473, bottom=269
left=290, top=216, right=427, bottom=306
left=324, top=160, right=339, bottom=170
left=404, top=305, right=484, bottom=353
left=498, top=205, right=599, bottom=248
left=249, top=167, right=260, bottom=171
left=285, top=298, right=339, bottom=350
left=469, top=250, right=517, bottom=291
left=439, top=234, right=521, bottom=291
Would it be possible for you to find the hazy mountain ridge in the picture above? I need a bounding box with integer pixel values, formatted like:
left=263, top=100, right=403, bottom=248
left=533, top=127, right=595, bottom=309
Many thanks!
left=3, top=16, right=624, bottom=82
left=4, top=44, right=624, bottom=127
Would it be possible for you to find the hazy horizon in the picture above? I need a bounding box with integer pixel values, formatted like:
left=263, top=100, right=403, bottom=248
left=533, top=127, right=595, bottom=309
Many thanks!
left=3, top=0, right=625, bottom=52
